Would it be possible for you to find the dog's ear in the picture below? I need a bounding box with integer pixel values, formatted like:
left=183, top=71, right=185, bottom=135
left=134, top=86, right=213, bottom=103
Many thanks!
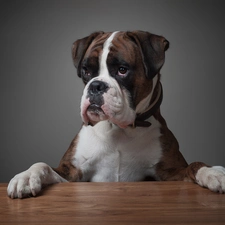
left=126, top=31, right=169, bottom=79
left=72, top=32, right=104, bottom=77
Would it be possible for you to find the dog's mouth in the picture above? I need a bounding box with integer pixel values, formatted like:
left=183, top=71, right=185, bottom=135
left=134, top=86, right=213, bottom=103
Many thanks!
left=87, top=104, right=104, bottom=115
left=86, top=104, right=108, bottom=123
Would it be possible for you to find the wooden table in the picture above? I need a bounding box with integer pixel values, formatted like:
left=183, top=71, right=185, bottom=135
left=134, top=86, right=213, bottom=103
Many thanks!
left=0, top=182, right=225, bottom=224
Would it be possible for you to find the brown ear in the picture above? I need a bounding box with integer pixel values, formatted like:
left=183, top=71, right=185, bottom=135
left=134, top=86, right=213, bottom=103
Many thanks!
left=126, top=31, right=169, bottom=79
left=72, top=31, right=104, bottom=76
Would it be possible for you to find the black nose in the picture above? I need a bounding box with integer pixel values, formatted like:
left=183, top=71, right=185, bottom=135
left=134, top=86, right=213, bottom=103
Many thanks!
left=88, top=80, right=109, bottom=95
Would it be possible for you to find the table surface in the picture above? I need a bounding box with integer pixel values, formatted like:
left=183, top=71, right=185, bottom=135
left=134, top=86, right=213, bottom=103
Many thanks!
left=1, top=181, right=225, bottom=225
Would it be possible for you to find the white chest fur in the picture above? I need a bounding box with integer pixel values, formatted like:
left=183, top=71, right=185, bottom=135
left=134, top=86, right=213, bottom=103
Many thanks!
left=73, top=117, right=163, bottom=182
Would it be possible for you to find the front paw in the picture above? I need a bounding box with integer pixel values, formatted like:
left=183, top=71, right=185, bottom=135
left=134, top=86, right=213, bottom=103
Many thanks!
left=7, top=162, right=48, bottom=199
left=196, top=166, right=225, bottom=193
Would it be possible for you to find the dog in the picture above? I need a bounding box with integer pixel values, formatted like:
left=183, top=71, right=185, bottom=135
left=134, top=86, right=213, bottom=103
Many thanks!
left=7, top=31, right=225, bottom=198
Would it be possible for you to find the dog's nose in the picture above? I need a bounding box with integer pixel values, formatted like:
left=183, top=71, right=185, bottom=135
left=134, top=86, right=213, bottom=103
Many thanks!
left=88, top=81, right=109, bottom=95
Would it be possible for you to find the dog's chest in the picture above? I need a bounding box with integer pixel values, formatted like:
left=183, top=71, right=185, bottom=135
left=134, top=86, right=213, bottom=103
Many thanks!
left=73, top=118, right=162, bottom=182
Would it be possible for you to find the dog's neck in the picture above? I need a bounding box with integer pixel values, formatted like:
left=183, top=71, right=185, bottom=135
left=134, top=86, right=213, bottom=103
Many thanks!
left=132, top=81, right=163, bottom=128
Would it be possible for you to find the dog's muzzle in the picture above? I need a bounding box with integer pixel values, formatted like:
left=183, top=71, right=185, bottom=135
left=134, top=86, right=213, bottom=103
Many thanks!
left=80, top=79, right=136, bottom=128
left=83, top=80, right=108, bottom=124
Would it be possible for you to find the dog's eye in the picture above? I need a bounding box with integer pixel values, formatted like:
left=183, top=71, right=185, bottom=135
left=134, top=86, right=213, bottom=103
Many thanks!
left=118, top=67, right=128, bottom=76
left=81, top=67, right=91, bottom=76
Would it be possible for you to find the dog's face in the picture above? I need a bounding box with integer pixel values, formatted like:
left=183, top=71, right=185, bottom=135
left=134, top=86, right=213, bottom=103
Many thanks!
left=72, top=31, right=169, bottom=128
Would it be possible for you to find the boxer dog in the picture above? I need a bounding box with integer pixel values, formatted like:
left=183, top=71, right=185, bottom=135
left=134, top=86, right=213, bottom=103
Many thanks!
left=7, top=31, right=225, bottom=198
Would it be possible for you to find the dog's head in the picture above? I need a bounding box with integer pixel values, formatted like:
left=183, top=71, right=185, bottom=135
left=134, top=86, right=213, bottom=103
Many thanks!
left=72, top=31, right=169, bottom=128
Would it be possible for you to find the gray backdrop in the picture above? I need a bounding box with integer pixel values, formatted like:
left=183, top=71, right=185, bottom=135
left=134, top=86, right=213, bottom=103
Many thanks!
left=1, top=0, right=225, bottom=182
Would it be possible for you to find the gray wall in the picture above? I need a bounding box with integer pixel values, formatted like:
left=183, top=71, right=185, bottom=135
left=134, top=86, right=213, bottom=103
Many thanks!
left=1, top=0, right=225, bottom=182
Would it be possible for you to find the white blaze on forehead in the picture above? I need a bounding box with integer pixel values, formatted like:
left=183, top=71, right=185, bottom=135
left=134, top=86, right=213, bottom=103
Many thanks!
left=99, top=31, right=119, bottom=78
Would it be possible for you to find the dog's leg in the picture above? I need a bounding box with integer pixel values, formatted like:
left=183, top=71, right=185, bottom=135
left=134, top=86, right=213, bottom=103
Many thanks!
left=157, top=120, right=225, bottom=193
left=180, top=162, right=225, bottom=193
left=7, top=162, right=67, bottom=199
left=7, top=136, right=80, bottom=199
left=156, top=159, right=225, bottom=193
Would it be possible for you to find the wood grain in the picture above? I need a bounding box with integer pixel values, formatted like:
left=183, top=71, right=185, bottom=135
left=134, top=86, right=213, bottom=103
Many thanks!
left=1, top=182, right=225, bottom=224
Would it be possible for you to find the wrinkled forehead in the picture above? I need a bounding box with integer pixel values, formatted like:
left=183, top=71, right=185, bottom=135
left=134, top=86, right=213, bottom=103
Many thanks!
left=110, top=32, right=138, bottom=65
left=84, top=32, right=138, bottom=64
left=85, top=32, right=112, bottom=57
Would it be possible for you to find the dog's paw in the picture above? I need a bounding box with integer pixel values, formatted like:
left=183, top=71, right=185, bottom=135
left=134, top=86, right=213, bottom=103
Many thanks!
left=196, top=166, right=225, bottom=193
left=7, top=162, right=50, bottom=199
